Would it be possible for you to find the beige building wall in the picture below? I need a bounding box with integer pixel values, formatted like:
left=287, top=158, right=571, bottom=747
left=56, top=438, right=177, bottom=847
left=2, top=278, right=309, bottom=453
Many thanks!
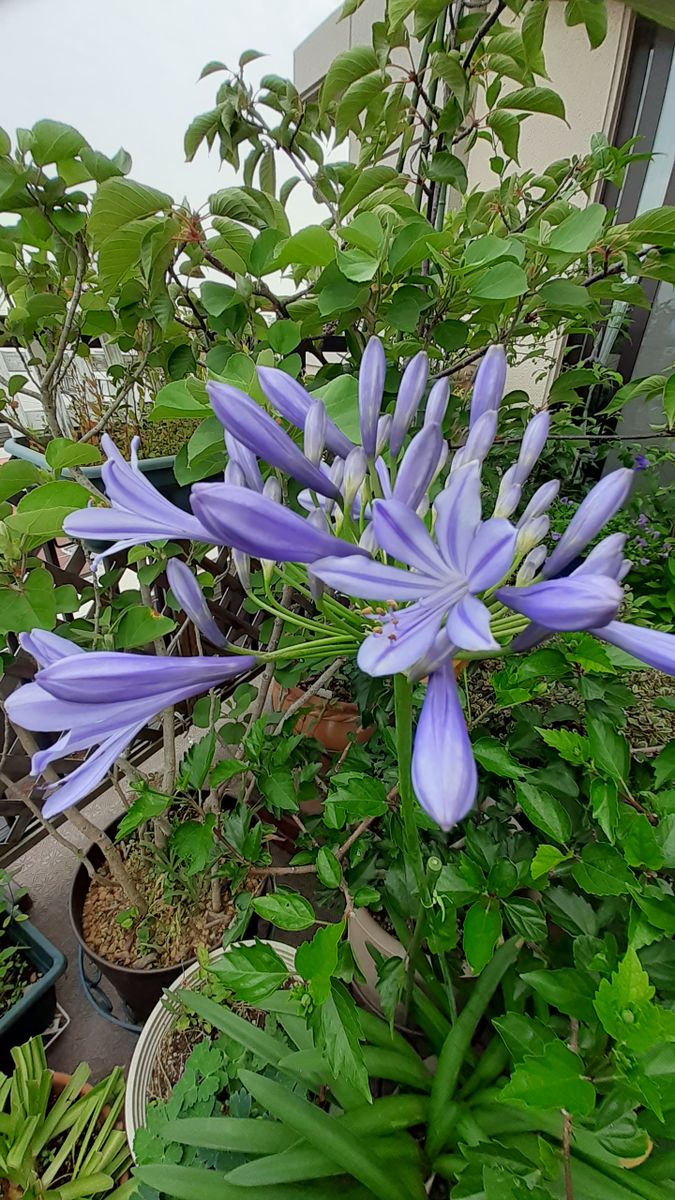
left=294, top=1, right=635, bottom=401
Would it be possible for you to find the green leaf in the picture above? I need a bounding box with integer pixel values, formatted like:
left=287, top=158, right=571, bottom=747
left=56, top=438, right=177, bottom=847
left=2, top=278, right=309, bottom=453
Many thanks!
left=572, top=844, right=635, bottom=897
left=115, top=787, right=172, bottom=841
left=472, top=262, right=529, bottom=300
left=184, top=731, right=217, bottom=790
left=150, top=379, right=209, bottom=421
left=310, top=982, right=371, bottom=1104
left=521, top=0, right=549, bottom=71
left=496, top=86, right=565, bottom=120
left=536, top=726, right=590, bottom=766
left=654, top=740, right=675, bottom=789
left=594, top=948, right=663, bottom=1054
left=425, top=151, right=467, bottom=193
left=516, top=780, right=571, bottom=844
left=275, top=225, right=336, bottom=270
left=431, top=51, right=468, bottom=105
left=487, top=111, right=521, bottom=162
left=587, top=715, right=629, bottom=783
left=626, top=206, right=675, bottom=250
left=387, top=0, right=415, bottom=26
left=502, top=897, right=547, bottom=941
left=0, top=569, right=58, bottom=634
left=621, top=812, right=664, bottom=870
left=565, top=0, right=608, bottom=48
left=502, top=1039, right=596, bottom=1115
left=324, top=772, right=388, bottom=829
left=530, top=844, right=570, bottom=879
left=336, top=73, right=385, bottom=142
left=296, top=921, right=344, bottom=1004
left=544, top=886, right=598, bottom=937
left=210, top=758, right=248, bottom=786
left=170, top=815, right=216, bottom=876
left=316, top=847, right=342, bottom=890
left=201, top=281, right=240, bottom=317
left=656, top=814, right=675, bottom=868
left=320, top=47, right=379, bottom=115
left=115, top=605, right=175, bottom=649
left=336, top=248, right=380, bottom=282
left=494, top=1012, right=552, bottom=1062
left=473, top=737, right=525, bottom=779
left=341, top=212, right=385, bottom=257
left=664, top=374, right=675, bottom=428
left=45, top=438, right=102, bottom=471
left=258, top=768, right=298, bottom=813
left=267, top=320, right=301, bottom=355
left=521, top=967, right=597, bottom=1021
left=548, top=203, right=606, bottom=253
left=463, top=900, right=502, bottom=974
left=31, top=119, right=87, bottom=165
left=0, top=460, right=42, bottom=503
left=539, top=280, right=592, bottom=308
left=253, top=890, right=316, bottom=931
left=89, top=177, right=172, bottom=248
left=210, top=940, right=289, bottom=1003
left=339, top=166, right=402, bottom=217
left=617, top=0, right=675, bottom=29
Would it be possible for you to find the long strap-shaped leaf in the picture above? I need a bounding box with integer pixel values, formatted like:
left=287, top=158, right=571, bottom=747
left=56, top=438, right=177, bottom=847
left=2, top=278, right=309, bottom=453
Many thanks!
left=224, top=1131, right=420, bottom=1187
left=238, top=1069, right=420, bottom=1200
left=133, top=1163, right=372, bottom=1200
left=426, top=937, right=521, bottom=1160
left=175, top=989, right=287, bottom=1063
left=160, top=1116, right=296, bottom=1154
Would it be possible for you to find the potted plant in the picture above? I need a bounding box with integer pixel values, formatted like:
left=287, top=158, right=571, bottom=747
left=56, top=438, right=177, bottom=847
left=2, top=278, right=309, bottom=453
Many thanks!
left=0, top=1035, right=130, bottom=1198
left=125, top=938, right=297, bottom=1149
left=0, top=867, right=66, bottom=1072
left=270, top=658, right=378, bottom=754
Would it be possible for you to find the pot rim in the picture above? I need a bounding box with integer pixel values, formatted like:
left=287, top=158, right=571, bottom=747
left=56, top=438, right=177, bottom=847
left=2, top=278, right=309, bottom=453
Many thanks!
left=124, top=938, right=297, bottom=1154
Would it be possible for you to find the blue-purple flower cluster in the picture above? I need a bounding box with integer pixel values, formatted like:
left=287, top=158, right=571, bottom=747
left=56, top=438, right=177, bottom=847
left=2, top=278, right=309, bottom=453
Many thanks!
left=10, top=341, right=675, bottom=830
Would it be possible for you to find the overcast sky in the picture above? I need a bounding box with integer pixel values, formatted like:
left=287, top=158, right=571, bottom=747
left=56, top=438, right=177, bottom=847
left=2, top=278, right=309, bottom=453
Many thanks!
left=0, top=0, right=338, bottom=224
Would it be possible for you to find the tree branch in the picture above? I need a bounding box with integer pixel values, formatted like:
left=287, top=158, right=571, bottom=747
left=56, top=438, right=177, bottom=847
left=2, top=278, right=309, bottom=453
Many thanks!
left=77, top=339, right=152, bottom=444
left=462, top=0, right=507, bottom=71
left=40, top=238, right=87, bottom=435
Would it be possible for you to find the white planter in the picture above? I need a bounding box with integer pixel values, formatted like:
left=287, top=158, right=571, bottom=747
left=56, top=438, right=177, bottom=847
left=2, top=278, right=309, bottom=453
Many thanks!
left=125, top=939, right=296, bottom=1154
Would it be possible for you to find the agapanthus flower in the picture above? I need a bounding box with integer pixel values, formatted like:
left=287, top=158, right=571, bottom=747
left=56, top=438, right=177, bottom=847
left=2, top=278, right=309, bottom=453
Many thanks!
left=313, top=463, right=517, bottom=675
left=63, top=436, right=214, bottom=566
left=166, top=559, right=227, bottom=648
left=6, top=631, right=256, bottom=816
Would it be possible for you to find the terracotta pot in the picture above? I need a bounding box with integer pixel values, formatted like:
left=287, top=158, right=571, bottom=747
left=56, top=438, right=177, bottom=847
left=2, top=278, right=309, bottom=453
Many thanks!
left=270, top=679, right=373, bottom=753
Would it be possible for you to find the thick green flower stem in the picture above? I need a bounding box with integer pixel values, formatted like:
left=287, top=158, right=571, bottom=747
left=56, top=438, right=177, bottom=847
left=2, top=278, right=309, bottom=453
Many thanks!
left=426, top=937, right=522, bottom=1160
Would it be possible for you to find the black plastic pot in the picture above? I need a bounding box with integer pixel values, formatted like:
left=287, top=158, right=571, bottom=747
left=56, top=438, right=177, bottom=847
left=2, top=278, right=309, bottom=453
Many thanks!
left=0, top=919, right=66, bottom=1072
left=69, top=834, right=190, bottom=1024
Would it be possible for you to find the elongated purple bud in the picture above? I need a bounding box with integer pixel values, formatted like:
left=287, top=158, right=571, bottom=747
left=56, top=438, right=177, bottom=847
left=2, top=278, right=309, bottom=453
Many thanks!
left=225, top=431, right=263, bottom=493
left=209, top=382, right=339, bottom=500
left=515, top=411, right=550, bottom=484
left=518, top=479, right=559, bottom=526
left=359, top=337, right=386, bottom=457
left=304, top=399, right=327, bottom=464
left=469, top=345, right=507, bottom=427
left=494, top=465, right=522, bottom=518
left=342, top=447, right=368, bottom=508
left=389, top=351, right=428, bottom=457
left=263, top=476, right=282, bottom=504
left=412, top=662, right=477, bottom=831
left=425, top=378, right=450, bottom=427
left=224, top=460, right=246, bottom=487
left=542, top=468, right=634, bottom=579
left=393, top=423, right=443, bottom=511
left=463, top=409, right=497, bottom=465
left=573, top=532, right=627, bottom=581
left=376, top=414, right=392, bottom=458
left=516, top=545, right=547, bottom=585
left=593, top=621, right=675, bottom=674
left=232, top=549, right=251, bottom=592
left=497, top=574, right=623, bottom=631
left=257, top=366, right=355, bottom=458
left=167, top=559, right=228, bottom=648
left=516, top=515, right=549, bottom=555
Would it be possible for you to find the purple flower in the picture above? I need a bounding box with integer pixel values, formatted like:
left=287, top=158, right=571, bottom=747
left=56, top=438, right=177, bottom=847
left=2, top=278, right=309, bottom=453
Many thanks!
left=6, top=632, right=256, bottom=817
left=551, top=531, right=561, bottom=541
left=542, top=468, right=634, bottom=579
left=190, top=483, right=363, bottom=563
left=412, top=661, right=476, bottom=830
left=496, top=575, right=623, bottom=631
left=63, top=436, right=214, bottom=566
left=392, top=424, right=445, bottom=511
left=640, top=557, right=650, bottom=565
left=166, top=559, right=227, bottom=648
left=514, top=411, right=550, bottom=484
left=304, top=399, right=327, bottom=464
left=313, top=464, right=517, bottom=676
left=257, top=367, right=354, bottom=458
left=593, top=621, right=675, bottom=674
left=518, top=480, right=560, bottom=526
left=424, top=378, right=450, bottom=427
left=635, top=537, right=647, bottom=548
left=493, top=465, right=521, bottom=519
left=389, top=351, right=428, bottom=456
left=359, top=337, right=386, bottom=457
left=633, top=454, right=649, bottom=471
left=225, top=432, right=263, bottom=493
left=208, top=382, right=339, bottom=500
left=638, top=513, right=648, bottom=528
left=469, top=345, right=506, bottom=427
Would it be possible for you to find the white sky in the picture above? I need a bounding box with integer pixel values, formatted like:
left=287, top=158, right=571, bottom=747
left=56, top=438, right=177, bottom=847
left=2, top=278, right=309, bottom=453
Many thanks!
left=0, top=0, right=339, bottom=225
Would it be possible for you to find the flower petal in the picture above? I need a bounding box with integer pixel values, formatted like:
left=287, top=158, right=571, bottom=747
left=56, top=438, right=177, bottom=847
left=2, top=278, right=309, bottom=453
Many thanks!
left=257, top=366, right=355, bottom=458
left=496, top=574, right=623, bottom=631
left=371, top=499, right=448, bottom=577
left=542, top=468, right=634, bottom=578
left=573, top=532, right=628, bottom=581
left=225, top=432, right=263, bottom=493
left=518, top=479, right=559, bottom=526
left=36, top=651, right=257, bottom=705
left=445, top=594, right=498, bottom=652
left=434, top=462, right=481, bottom=573
left=167, top=559, right=228, bottom=648
left=19, top=630, right=85, bottom=667
left=592, top=620, right=675, bottom=674
left=191, top=484, right=360, bottom=563
left=357, top=597, right=447, bottom=676
left=208, top=382, right=339, bottom=499
left=466, top=518, right=517, bottom=592
left=412, top=663, right=477, bottom=831
left=392, top=424, right=444, bottom=511
left=311, top=554, right=439, bottom=600
left=41, top=723, right=147, bottom=818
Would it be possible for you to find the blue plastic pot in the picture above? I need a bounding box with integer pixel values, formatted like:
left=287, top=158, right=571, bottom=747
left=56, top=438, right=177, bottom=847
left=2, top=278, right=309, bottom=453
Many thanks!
left=0, top=918, right=66, bottom=1071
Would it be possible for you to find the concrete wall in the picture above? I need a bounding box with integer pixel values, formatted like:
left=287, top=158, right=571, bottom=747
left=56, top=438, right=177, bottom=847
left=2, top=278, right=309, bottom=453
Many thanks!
left=294, top=1, right=635, bottom=402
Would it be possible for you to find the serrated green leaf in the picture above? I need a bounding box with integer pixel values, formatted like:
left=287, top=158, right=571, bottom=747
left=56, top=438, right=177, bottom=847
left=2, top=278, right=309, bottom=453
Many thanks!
left=516, top=781, right=571, bottom=843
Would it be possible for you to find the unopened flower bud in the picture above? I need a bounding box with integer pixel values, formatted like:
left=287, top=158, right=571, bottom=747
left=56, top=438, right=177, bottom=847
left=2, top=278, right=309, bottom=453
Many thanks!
left=494, top=465, right=522, bottom=518
left=425, top=378, right=450, bottom=427
left=376, top=414, right=392, bottom=458
left=263, top=476, right=282, bottom=505
left=463, top=409, right=497, bottom=465
left=359, top=337, right=386, bottom=457
left=389, top=351, right=428, bottom=456
left=469, top=345, right=506, bottom=427
left=515, top=410, right=550, bottom=484
left=518, top=479, right=559, bottom=526
left=516, top=545, right=547, bottom=585
left=517, top=515, right=549, bottom=556
left=342, top=447, right=368, bottom=508
left=303, top=399, right=327, bottom=465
